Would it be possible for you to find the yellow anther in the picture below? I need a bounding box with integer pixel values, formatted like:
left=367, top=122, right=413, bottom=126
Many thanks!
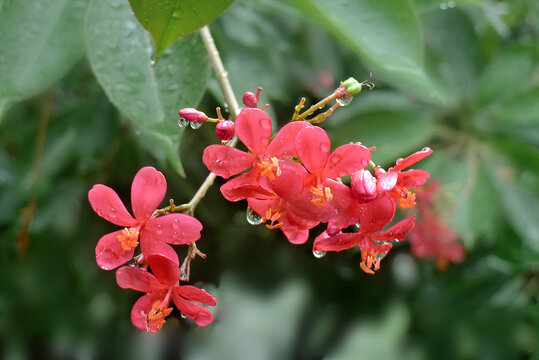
left=263, top=207, right=285, bottom=229
left=117, top=227, right=139, bottom=251
left=390, top=186, right=416, bottom=208
left=145, top=300, right=173, bottom=330
left=310, top=185, right=333, bottom=208
left=257, top=157, right=281, bottom=181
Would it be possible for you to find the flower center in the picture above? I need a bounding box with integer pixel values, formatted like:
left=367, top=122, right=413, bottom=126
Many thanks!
left=145, top=300, right=173, bottom=331
left=263, top=206, right=286, bottom=229
left=117, top=227, right=139, bottom=251
left=310, top=185, right=333, bottom=208
left=360, top=249, right=382, bottom=275
left=389, top=186, right=416, bottom=208
left=257, top=157, right=281, bottom=181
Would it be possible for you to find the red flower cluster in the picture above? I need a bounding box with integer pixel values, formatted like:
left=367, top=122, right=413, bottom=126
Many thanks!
left=202, top=95, right=433, bottom=273
left=89, top=167, right=216, bottom=332
left=409, top=180, right=465, bottom=270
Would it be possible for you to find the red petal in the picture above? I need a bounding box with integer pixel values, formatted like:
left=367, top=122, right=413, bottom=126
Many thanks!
left=203, top=144, right=255, bottom=179
left=172, top=291, right=215, bottom=326
left=295, top=126, right=330, bottom=174
left=140, top=237, right=179, bottom=265
left=95, top=230, right=135, bottom=270
left=220, top=172, right=275, bottom=202
left=351, top=170, right=377, bottom=203
left=131, top=167, right=167, bottom=222
left=397, top=169, right=430, bottom=189
left=143, top=213, right=202, bottom=245
left=269, top=161, right=307, bottom=200
left=265, top=121, right=311, bottom=159
left=372, top=216, right=416, bottom=242
left=314, top=232, right=362, bottom=252
left=116, top=266, right=161, bottom=292
left=323, top=144, right=371, bottom=179
left=177, top=285, right=217, bottom=306
left=390, top=147, right=433, bottom=172
left=147, top=254, right=181, bottom=286
left=235, top=108, right=272, bottom=154
left=88, top=185, right=136, bottom=227
left=281, top=224, right=310, bottom=245
left=131, top=294, right=162, bottom=332
left=359, top=197, right=397, bottom=234
left=376, top=171, right=398, bottom=193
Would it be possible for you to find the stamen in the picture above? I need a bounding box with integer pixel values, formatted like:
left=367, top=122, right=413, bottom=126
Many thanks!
left=257, top=157, right=281, bottom=181
left=117, top=227, right=139, bottom=251
left=145, top=300, right=173, bottom=331
left=310, top=185, right=333, bottom=208
left=360, top=249, right=382, bottom=275
left=262, top=207, right=286, bottom=229
left=390, top=186, right=416, bottom=208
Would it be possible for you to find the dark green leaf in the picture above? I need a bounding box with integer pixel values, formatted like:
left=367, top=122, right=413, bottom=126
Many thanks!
left=0, top=0, right=89, bottom=119
left=85, top=0, right=210, bottom=175
left=128, top=0, right=234, bottom=59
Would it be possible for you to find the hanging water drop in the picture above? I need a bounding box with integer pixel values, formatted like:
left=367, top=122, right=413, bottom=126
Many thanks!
left=178, top=117, right=189, bottom=127
left=336, top=97, right=353, bottom=106
left=313, top=249, right=327, bottom=259
left=246, top=207, right=263, bottom=225
left=190, top=121, right=203, bottom=129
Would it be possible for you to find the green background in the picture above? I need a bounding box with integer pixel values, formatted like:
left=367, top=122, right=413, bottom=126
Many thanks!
left=0, top=0, right=537, bottom=359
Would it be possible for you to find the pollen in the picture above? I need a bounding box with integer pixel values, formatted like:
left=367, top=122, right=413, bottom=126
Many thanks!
left=117, top=227, right=139, bottom=251
left=257, top=157, right=281, bottom=181
left=145, top=300, right=173, bottom=331
left=310, top=185, right=333, bottom=208
left=390, top=186, right=416, bottom=208
left=360, top=250, right=381, bottom=275
left=263, top=206, right=286, bottom=229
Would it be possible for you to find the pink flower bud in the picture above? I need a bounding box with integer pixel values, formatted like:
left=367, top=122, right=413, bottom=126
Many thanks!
left=215, top=120, right=235, bottom=143
left=178, top=108, right=208, bottom=123
left=351, top=169, right=378, bottom=203
left=242, top=91, right=258, bottom=108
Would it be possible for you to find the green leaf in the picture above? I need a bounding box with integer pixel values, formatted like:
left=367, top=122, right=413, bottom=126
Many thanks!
left=411, top=0, right=485, bottom=14
left=293, top=0, right=442, bottom=103
left=0, top=0, right=89, bottom=119
left=128, top=0, right=234, bottom=59
left=85, top=0, right=210, bottom=175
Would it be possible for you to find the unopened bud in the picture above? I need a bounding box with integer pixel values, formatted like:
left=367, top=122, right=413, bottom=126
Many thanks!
left=215, top=120, right=235, bottom=143
left=178, top=108, right=208, bottom=123
left=341, top=77, right=362, bottom=96
left=351, top=169, right=377, bottom=203
left=242, top=91, right=258, bottom=108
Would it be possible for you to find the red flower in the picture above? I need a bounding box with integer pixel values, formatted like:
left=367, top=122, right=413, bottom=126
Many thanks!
left=314, top=197, right=416, bottom=274
left=88, top=167, right=203, bottom=270
left=203, top=108, right=310, bottom=180
left=294, top=125, right=370, bottom=209
left=116, top=254, right=217, bottom=332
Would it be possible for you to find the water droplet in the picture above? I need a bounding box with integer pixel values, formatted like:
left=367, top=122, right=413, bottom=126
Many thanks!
left=172, top=10, right=181, bottom=18
left=336, top=97, right=353, bottom=106
left=178, top=117, right=189, bottom=127
left=172, top=218, right=179, bottom=229
left=320, top=142, right=330, bottom=153
left=180, top=313, right=187, bottom=319
left=421, top=147, right=432, bottom=153
left=330, top=155, right=341, bottom=164
left=246, top=207, right=263, bottom=225
left=190, top=121, right=203, bottom=129
left=448, top=1, right=456, bottom=7
left=260, top=118, right=271, bottom=130
left=440, top=2, right=448, bottom=9
left=375, top=253, right=387, bottom=261
left=156, top=224, right=163, bottom=234
left=313, top=249, right=327, bottom=259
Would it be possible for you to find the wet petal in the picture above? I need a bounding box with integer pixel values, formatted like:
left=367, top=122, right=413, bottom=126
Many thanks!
left=266, top=121, right=311, bottom=159
left=323, top=143, right=371, bottom=179
left=359, top=196, right=397, bottom=234
left=178, top=285, right=217, bottom=306
left=390, top=147, right=433, bottom=172
left=270, top=161, right=307, bottom=200
left=172, top=291, right=215, bottom=326
left=140, top=237, right=179, bottom=265
left=220, top=172, right=274, bottom=202
left=235, top=108, right=272, bottom=154
left=131, top=294, right=162, bottom=333
left=131, top=167, right=167, bottom=222
left=88, top=185, right=136, bottom=227
left=203, top=145, right=255, bottom=179
left=295, top=126, right=330, bottom=174
left=143, top=213, right=202, bottom=245
left=372, top=215, right=416, bottom=242
left=351, top=170, right=378, bottom=203
left=95, top=230, right=135, bottom=270
left=147, top=254, right=181, bottom=286
left=116, top=266, right=161, bottom=292
left=314, top=232, right=362, bottom=252
left=397, top=169, right=430, bottom=189
left=376, top=171, right=398, bottom=193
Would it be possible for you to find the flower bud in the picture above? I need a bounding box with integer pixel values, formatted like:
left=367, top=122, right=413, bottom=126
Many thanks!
left=242, top=91, right=258, bottom=108
left=341, top=77, right=362, bottom=96
left=215, top=120, right=235, bottom=143
left=178, top=108, right=208, bottom=123
left=351, top=169, right=377, bottom=203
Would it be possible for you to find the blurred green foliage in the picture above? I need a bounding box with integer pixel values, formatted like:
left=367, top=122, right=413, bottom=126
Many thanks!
left=0, top=0, right=537, bottom=359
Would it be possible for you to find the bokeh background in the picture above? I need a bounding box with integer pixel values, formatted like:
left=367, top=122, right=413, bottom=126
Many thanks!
left=0, top=0, right=538, bottom=359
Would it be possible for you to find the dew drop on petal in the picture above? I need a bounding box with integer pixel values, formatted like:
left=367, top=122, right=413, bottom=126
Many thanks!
left=313, top=249, right=327, bottom=259
left=246, top=207, right=263, bottom=225
left=156, top=224, right=163, bottom=234
left=172, top=218, right=179, bottom=229
left=320, top=143, right=330, bottom=153
left=190, top=121, right=203, bottom=129
left=336, top=97, right=353, bottom=106
left=178, top=117, right=189, bottom=127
